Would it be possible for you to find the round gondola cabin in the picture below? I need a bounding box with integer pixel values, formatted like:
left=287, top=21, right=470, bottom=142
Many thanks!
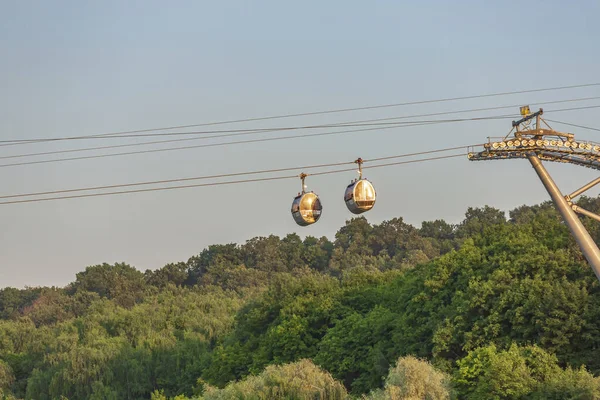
left=344, top=178, right=376, bottom=214
left=344, top=158, right=376, bottom=214
left=291, top=173, right=322, bottom=226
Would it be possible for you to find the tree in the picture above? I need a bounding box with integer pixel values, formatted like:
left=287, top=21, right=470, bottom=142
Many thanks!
left=145, top=263, right=189, bottom=288
left=315, top=306, right=397, bottom=393
left=456, top=206, right=506, bottom=238
left=202, top=359, right=348, bottom=400
left=202, top=270, right=343, bottom=386
left=454, top=343, right=600, bottom=399
left=301, top=236, right=333, bottom=272
left=420, top=219, right=457, bottom=255
left=20, top=288, right=74, bottom=326
left=71, top=263, right=146, bottom=308
left=187, top=244, right=242, bottom=285
left=454, top=344, right=536, bottom=399
left=367, top=355, right=451, bottom=400
left=0, top=360, right=14, bottom=392
left=0, top=287, right=42, bottom=319
left=242, top=236, right=288, bottom=273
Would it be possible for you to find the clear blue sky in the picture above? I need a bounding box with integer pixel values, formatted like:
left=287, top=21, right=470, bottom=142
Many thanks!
left=1, top=0, right=600, bottom=288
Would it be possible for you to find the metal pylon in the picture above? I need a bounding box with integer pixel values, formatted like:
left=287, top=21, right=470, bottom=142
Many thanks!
left=468, top=108, right=600, bottom=281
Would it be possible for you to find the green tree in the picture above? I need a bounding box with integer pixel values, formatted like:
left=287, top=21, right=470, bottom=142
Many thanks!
left=203, top=270, right=342, bottom=386
left=187, top=244, right=243, bottom=285
left=71, top=263, right=146, bottom=308
left=368, top=355, right=451, bottom=400
left=0, top=360, right=14, bottom=393
left=454, top=343, right=600, bottom=400
left=202, top=359, right=348, bottom=400
left=454, top=344, right=536, bottom=399
left=315, top=306, right=397, bottom=393
left=0, top=287, right=42, bottom=319
left=21, top=288, right=74, bottom=326
left=146, top=263, right=189, bottom=288
left=301, top=236, right=333, bottom=272
left=456, top=206, right=506, bottom=238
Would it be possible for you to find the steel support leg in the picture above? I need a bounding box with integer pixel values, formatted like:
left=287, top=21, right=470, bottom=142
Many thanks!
left=566, top=176, right=600, bottom=201
left=528, top=154, right=600, bottom=281
left=572, top=205, right=600, bottom=224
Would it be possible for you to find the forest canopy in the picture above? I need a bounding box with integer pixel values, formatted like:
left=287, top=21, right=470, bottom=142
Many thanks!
left=2, top=197, right=600, bottom=399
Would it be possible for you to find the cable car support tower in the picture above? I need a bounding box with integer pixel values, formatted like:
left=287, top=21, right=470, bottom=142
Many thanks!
left=468, top=107, right=600, bottom=281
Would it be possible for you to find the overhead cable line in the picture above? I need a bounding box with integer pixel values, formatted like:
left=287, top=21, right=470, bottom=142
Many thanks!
left=0, top=122, right=427, bottom=144
left=544, top=119, right=600, bottom=133
left=0, top=153, right=466, bottom=206
left=0, top=119, right=488, bottom=144
left=2, top=82, right=599, bottom=147
left=3, top=104, right=598, bottom=169
left=313, top=153, right=466, bottom=176
left=0, top=116, right=510, bottom=169
left=3, top=95, right=600, bottom=160
left=3, top=103, right=599, bottom=169
left=0, top=145, right=474, bottom=200
left=2, top=104, right=598, bottom=170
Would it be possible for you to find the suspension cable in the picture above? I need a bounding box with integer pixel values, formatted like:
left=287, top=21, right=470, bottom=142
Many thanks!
left=3, top=96, right=599, bottom=160
left=0, top=152, right=467, bottom=206
left=2, top=82, right=599, bottom=146
left=0, top=145, right=475, bottom=200
left=0, top=116, right=507, bottom=169
left=544, top=119, right=600, bottom=133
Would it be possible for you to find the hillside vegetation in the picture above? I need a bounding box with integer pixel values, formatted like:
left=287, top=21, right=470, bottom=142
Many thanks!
left=2, top=198, right=600, bottom=399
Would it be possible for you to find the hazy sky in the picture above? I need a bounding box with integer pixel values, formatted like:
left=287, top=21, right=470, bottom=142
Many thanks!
left=1, top=1, right=600, bottom=288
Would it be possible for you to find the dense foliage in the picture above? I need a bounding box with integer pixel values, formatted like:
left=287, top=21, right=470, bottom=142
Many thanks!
left=2, top=197, right=600, bottom=399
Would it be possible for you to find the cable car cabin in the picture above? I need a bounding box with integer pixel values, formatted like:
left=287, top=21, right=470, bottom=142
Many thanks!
left=344, top=179, right=376, bottom=214
left=291, top=192, right=322, bottom=226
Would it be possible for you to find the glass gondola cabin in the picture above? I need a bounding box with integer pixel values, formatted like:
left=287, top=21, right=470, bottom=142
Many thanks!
left=291, top=191, right=322, bottom=226
left=344, top=178, right=376, bottom=214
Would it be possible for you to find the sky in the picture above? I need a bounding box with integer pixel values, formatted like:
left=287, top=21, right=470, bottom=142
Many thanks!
left=1, top=0, right=600, bottom=288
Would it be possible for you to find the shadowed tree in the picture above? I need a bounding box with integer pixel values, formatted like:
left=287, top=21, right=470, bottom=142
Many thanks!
left=71, top=263, right=146, bottom=308
left=456, top=206, right=506, bottom=238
